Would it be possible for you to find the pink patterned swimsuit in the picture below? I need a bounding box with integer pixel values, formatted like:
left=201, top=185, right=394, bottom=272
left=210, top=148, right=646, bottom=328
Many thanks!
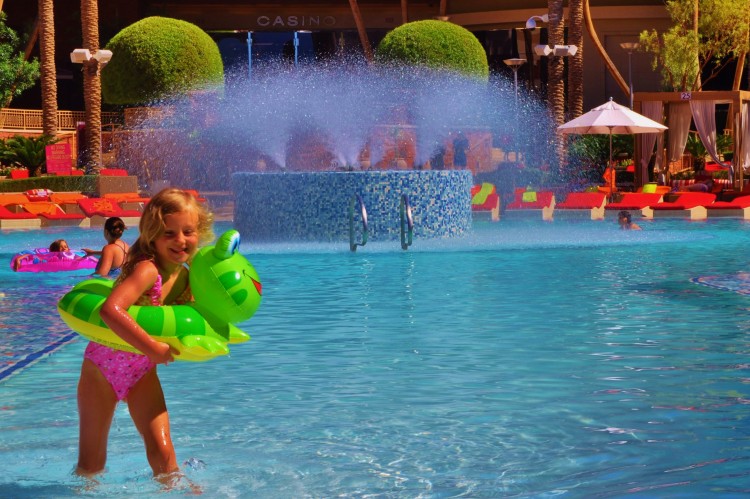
left=84, top=270, right=165, bottom=401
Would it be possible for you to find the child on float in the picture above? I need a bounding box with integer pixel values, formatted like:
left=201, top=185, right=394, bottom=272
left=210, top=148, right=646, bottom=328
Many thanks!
left=49, top=239, right=70, bottom=252
left=83, top=217, right=130, bottom=278
left=75, top=188, right=214, bottom=480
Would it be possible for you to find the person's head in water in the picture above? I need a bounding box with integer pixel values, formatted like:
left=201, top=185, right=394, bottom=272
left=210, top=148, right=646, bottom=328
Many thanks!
left=618, top=210, right=641, bottom=230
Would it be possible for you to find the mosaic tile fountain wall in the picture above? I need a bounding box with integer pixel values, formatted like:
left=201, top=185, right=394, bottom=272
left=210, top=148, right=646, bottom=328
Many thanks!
left=233, top=171, right=472, bottom=242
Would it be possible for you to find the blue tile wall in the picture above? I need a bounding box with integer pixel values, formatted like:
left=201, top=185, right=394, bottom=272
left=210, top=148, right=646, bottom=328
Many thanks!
left=233, top=171, right=472, bottom=242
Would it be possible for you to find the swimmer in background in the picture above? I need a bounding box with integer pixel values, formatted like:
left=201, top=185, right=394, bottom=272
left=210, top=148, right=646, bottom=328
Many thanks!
left=84, top=217, right=129, bottom=278
left=75, top=188, right=214, bottom=484
left=618, top=210, right=642, bottom=230
left=13, top=239, right=70, bottom=270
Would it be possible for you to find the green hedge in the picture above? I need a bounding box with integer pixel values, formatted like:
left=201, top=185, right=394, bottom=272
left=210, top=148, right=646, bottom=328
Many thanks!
left=376, top=20, right=489, bottom=80
left=102, top=16, right=224, bottom=105
left=0, top=176, right=99, bottom=194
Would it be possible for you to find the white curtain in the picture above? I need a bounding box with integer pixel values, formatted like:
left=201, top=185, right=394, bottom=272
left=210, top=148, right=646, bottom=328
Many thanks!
left=640, top=101, right=664, bottom=183
left=743, top=103, right=750, bottom=170
left=690, top=100, right=732, bottom=183
left=668, top=102, right=691, bottom=163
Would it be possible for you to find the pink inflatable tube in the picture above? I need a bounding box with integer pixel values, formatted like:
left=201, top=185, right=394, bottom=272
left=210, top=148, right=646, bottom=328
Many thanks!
left=10, top=248, right=98, bottom=273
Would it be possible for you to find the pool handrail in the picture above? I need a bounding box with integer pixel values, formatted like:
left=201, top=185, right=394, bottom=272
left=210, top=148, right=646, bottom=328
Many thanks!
left=400, top=194, right=413, bottom=250
left=349, top=194, right=368, bottom=252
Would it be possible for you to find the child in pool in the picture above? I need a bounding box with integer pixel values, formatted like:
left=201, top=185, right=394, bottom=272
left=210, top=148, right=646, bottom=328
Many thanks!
left=75, top=188, right=214, bottom=479
left=83, top=217, right=130, bottom=278
left=617, top=210, right=642, bottom=230
left=49, top=239, right=69, bottom=252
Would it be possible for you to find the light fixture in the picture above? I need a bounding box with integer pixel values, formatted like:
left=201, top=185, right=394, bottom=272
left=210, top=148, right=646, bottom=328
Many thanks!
left=525, top=14, right=549, bottom=30
left=503, top=58, right=526, bottom=101
left=70, top=48, right=91, bottom=63
left=92, top=49, right=113, bottom=64
left=534, top=45, right=552, bottom=57
left=534, top=44, right=578, bottom=57
left=620, top=42, right=640, bottom=109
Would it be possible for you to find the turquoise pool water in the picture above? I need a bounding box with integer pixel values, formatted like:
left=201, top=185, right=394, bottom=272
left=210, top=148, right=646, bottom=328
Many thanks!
left=3, top=219, right=750, bottom=497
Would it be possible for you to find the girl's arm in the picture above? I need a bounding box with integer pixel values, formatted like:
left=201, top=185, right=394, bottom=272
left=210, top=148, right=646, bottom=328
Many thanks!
left=99, top=261, right=175, bottom=364
left=93, top=244, right=115, bottom=276
left=83, top=248, right=102, bottom=256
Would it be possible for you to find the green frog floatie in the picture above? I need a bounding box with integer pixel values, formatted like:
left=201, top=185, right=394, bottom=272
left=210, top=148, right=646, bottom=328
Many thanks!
left=57, top=230, right=262, bottom=361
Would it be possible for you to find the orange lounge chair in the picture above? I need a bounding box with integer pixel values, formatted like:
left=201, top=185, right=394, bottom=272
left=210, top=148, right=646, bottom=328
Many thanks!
left=0, top=204, right=41, bottom=229
left=21, top=202, right=88, bottom=227
left=103, top=192, right=150, bottom=212
left=77, top=197, right=142, bottom=226
left=505, top=188, right=556, bottom=221
left=645, top=192, right=716, bottom=220
left=50, top=192, right=88, bottom=216
left=471, top=183, right=500, bottom=221
left=0, top=192, right=32, bottom=208
left=554, top=192, right=607, bottom=220
left=605, top=193, right=663, bottom=218
left=706, top=195, right=750, bottom=219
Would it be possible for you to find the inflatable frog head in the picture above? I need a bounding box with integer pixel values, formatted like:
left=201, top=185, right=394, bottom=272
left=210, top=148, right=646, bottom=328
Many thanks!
left=190, top=230, right=262, bottom=327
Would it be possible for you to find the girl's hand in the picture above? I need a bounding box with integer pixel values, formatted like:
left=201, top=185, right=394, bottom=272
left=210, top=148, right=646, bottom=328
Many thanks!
left=148, top=341, right=178, bottom=365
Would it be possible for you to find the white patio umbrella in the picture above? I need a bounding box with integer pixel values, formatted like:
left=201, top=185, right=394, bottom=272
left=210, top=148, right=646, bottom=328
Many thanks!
left=557, top=98, right=668, bottom=193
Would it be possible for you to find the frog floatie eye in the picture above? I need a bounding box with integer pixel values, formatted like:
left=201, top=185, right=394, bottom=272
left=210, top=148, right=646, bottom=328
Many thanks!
left=214, top=230, right=241, bottom=260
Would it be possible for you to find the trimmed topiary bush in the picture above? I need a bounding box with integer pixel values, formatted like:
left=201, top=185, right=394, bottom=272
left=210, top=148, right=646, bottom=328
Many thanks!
left=376, top=20, right=488, bottom=80
left=101, top=16, right=224, bottom=105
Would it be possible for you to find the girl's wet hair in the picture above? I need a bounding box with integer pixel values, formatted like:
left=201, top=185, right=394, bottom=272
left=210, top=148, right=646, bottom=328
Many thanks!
left=49, top=239, right=67, bottom=252
left=104, top=217, right=126, bottom=239
left=119, top=188, right=214, bottom=279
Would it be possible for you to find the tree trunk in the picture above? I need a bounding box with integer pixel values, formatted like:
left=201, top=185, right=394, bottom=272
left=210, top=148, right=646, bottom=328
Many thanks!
left=38, top=0, right=57, bottom=137
left=567, top=0, right=584, bottom=120
left=401, top=0, right=408, bottom=24
left=547, top=0, right=565, bottom=127
left=81, top=0, right=101, bottom=170
left=348, top=0, right=373, bottom=62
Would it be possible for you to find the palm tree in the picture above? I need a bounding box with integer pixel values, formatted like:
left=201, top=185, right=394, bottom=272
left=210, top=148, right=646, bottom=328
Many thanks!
left=547, top=0, right=565, bottom=127
left=80, top=0, right=101, bottom=171
left=38, top=0, right=57, bottom=137
left=567, top=0, right=584, bottom=120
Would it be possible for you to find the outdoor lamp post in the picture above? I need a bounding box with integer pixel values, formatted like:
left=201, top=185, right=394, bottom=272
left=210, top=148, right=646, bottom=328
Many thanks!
left=620, top=42, right=639, bottom=109
left=294, top=30, right=312, bottom=67
left=70, top=48, right=112, bottom=73
left=503, top=58, right=526, bottom=101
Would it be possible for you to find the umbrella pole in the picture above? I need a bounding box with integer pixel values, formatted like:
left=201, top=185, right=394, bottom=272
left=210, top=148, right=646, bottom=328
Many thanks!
left=609, top=129, right=614, bottom=201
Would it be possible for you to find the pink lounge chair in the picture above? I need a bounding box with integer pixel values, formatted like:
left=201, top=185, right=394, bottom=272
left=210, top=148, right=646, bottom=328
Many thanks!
left=505, top=188, right=556, bottom=221
left=554, top=192, right=607, bottom=220
left=645, top=192, right=716, bottom=220
left=706, top=195, right=750, bottom=219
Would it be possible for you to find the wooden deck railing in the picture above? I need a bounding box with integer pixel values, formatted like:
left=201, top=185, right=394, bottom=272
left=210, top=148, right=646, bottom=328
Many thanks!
left=0, top=108, right=123, bottom=131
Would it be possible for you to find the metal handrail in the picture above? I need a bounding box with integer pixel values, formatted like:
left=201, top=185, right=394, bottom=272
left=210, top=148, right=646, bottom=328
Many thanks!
left=349, top=194, right=368, bottom=252
left=0, top=108, right=122, bottom=131
left=400, top=194, right=413, bottom=250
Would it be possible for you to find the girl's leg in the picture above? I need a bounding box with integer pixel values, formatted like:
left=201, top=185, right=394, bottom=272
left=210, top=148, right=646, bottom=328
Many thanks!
left=76, top=359, right=117, bottom=475
left=127, top=368, right=178, bottom=476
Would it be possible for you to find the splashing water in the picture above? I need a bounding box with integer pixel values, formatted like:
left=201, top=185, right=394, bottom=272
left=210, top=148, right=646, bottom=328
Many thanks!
left=117, top=59, right=558, bottom=192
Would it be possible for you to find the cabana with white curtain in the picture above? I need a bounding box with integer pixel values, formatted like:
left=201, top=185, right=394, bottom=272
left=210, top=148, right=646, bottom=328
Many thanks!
left=634, top=90, right=750, bottom=190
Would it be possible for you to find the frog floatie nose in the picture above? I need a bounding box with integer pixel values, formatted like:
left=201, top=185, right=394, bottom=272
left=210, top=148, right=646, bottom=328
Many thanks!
left=57, top=230, right=263, bottom=362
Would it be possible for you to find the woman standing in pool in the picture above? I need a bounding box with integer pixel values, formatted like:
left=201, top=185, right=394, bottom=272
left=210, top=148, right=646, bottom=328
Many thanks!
left=75, top=188, right=214, bottom=479
left=84, top=217, right=130, bottom=278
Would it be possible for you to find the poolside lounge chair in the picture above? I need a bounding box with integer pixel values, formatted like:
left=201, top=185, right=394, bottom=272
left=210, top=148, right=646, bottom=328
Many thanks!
left=77, top=197, right=142, bottom=226
left=554, top=192, right=607, bottom=220
left=505, top=188, right=556, bottom=221
left=645, top=192, right=716, bottom=220
left=103, top=192, right=150, bottom=212
left=706, top=195, right=750, bottom=219
left=21, top=202, right=89, bottom=227
left=0, top=204, right=41, bottom=229
left=471, top=183, right=500, bottom=221
left=50, top=192, right=88, bottom=216
left=604, top=193, right=663, bottom=219
left=0, top=192, right=32, bottom=209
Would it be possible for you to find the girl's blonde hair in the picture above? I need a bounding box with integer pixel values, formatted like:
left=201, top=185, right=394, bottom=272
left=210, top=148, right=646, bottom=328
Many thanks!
left=120, top=188, right=214, bottom=279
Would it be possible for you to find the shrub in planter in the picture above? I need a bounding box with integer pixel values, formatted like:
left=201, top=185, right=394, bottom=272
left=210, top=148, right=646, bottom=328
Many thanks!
left=376, top=20, right=489, bottom=80
left=4, top=135, right=58, bottom=177
left=102, top=17, right=224, bottom=105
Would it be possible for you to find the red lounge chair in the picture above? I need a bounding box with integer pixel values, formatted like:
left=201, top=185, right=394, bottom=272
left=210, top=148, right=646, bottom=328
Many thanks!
left=505, top=188, right=556, bottom=221
left=0, top=204, right=41, bottom=229
left=554, top=192, right=607, bottom=220
left=471, top=183, right=500, bottom=221
left=21, top=202, right=88, bottom=227
left=605, top=193, right=663, bottom=218
left=103, top=192, right=150, bottom=212
left=77, top=197, right=142, bottom=226
left=706, top=195, right=750, bottom=219
left=646, top=192, right=716, bottom=220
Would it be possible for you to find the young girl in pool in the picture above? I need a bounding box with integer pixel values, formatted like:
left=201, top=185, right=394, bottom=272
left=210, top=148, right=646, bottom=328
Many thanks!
left=83, top=217, right=130, bottom=278
left=75, top=188, right=214, bottom=479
